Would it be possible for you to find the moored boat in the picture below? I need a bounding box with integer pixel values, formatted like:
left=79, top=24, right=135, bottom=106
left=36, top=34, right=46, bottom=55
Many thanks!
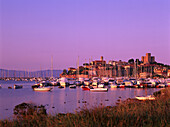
left=58, top=86, right=64, bottom=88
left=32, top=81, right=52, bottom=89
left=14, top=84, right=23, bottom=89
left=8, top=86, right=12, bottom=89
left=110, top=84, right=117, bottom=88
left=32, top=83, right=40, bottom=89
left=156, top=84, right=165, bottom=88
left=59, top=77, right=69, bottom=87
left=81, top=86, right=90, bottom=91
left=98, top=83, right=105, bottom=88
left=75, top=81, right=81, bottom=86
left=69, top=85, right=76, bottom=89
left=84, top=78, right=92, bottom=86
left=124, top=80, right=133, bottom=88
left=50, top=81, right=59, bottom=86
left=165, top=79, right=170, bottom=87
left=117, top=84, right=125, bottom=88
left=135, top=95, right=155, bottom=100
left=90, top=88, right=108, bottom=92
left=33, top=87, right=53, bottom=92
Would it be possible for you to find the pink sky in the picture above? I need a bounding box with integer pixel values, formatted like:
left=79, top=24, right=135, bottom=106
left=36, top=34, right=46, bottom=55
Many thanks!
left=0, top=0, right=170, bottom=71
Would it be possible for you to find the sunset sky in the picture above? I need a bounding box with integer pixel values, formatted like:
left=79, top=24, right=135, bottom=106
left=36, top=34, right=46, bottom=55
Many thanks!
left=0, top=0, right=170, bottom=71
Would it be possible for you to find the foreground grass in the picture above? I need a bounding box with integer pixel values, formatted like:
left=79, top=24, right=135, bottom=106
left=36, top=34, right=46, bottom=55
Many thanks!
left=1, top=88, right=170, bottom=127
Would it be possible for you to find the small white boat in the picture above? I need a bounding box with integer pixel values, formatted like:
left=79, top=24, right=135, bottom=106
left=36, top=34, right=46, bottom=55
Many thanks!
left=90, top=88, right=108, bottom=92
left=135, top=95, right=155, bottom=100
left=34, top=87, right=53, bottom=92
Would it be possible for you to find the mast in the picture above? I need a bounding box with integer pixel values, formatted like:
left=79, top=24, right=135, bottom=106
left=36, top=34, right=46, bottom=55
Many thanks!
left=88, top=58, right=90, bottom=78
left=104, top=62, right=107, bottom=77
left=77, top=56, right=79, bottom=78
left=91, top=56, right=93, bottom=78
left=7, top=69, right=9, bottom=78
left=14, top=70, right=16, bottom=78
left=4, top=70, right=6, bottom=78
left=85, top=58, right=86, bottom=78
left=0, top=69, right=2, bottom=78
left=114, top=64, right=116, bottom=79
left=136, top=61, right=138, bottom=79
left=25, top=69, right=26, bottom=78
left=28, top=69, right=29, bottom=78
left=51, top=55, right=53, bottom=78
left=40, top=64, right=42, bottom=78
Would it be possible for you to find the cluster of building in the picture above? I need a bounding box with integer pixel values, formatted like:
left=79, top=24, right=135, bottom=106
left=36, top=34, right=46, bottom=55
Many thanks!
left=60, top=53, right=170, bottom=79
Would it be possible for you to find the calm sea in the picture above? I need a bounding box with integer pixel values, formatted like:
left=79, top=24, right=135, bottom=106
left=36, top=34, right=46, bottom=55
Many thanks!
left=0, top=80, right=161, bottom=120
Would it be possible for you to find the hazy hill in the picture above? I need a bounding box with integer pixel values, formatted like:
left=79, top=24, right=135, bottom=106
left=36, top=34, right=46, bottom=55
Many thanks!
left=0, top=69, right=63, bottom=78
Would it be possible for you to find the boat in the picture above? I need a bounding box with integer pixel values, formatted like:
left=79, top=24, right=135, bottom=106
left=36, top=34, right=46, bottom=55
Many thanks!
left=124, top=80, right=134, bottom=88
left=8, top=86, right=12, bottom=89
left=69, top=85, right=76, bottom=89
left=102, top=77, right=109, bottom=85
left=32, top=81, right=52, bottom=89
left=108, top=79, right=116, bottom=85
left=129, top=78, right=137, bottom=84
left=75, top=81, right=81, bottom=86
left=98, top=83, right=105, bottom=88
left=59, top=77, right=69, bottom=87
left=156, top=84, right=165, bottom=88
left=110, top=84, right=117, bottom=88
left=84, top=78, right=92, bottom=86
left=50, top=81, right=59, bottom=86
left=34, top=87, right=53, bottom=92
left=14, top=84, right=23, bottom=89
left=165, top=84, right=170, bottom=87
left=147, top=82, right=155, bottom=88
left=135, top=95, right=155, bottom=100
left=133, top=84, right=138, bottom=88
left=58, top=86, right=64, bottom=88
left=165, top=79, right=170, bottom=87
left=31, top=83, right=40, bottom=89
left=68, top=78, right=76, bottom=85
left=117, top=84, right=125, bottom=88
left=78, top=77, right=84, bottom=85
left=81, top=86, right=90, bottom=90
left=92, top=80, right=98, bottom=86
left=90, top=88, right=108, bottom=92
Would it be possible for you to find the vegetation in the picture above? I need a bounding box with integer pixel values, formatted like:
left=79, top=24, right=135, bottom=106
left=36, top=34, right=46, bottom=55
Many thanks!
left=128, top=58, right=134, bottom=64
left=62, top=69, right=67, bottom=75
left=0, top=88, right=170, bottom=127
left=13, top=103, right=47, bottom=119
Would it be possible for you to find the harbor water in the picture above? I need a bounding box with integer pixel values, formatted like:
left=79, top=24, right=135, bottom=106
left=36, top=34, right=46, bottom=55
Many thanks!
left=0, top=80, right=161, bottom=120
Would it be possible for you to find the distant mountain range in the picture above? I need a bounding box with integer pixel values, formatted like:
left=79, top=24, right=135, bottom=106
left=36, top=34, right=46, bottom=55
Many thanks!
left=0, top=69, right=63, bottom=78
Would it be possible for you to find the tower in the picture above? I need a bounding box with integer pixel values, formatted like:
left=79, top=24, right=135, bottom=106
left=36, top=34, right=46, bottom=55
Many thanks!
left=101, top=56, right=103, bottom=61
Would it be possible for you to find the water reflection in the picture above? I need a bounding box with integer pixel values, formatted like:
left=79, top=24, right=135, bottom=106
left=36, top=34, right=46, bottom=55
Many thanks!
left=0, top=81, right=162, bottom=120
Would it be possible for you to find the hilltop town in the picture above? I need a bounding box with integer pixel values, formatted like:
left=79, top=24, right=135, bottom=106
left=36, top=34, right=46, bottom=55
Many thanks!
left=60, top=53, right=170, bottom=79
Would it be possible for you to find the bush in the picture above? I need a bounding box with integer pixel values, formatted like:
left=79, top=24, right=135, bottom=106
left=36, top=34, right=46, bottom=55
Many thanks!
left=13, top=102, right=47, bottom=119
